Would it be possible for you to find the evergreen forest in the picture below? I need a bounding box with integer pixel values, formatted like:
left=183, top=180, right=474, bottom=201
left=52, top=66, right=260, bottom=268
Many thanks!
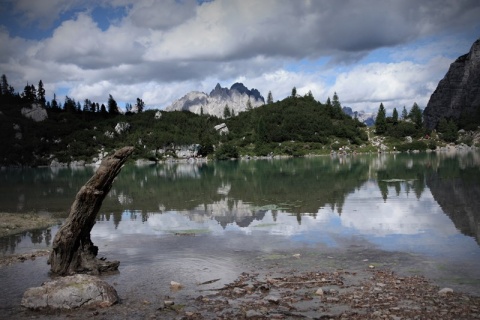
left=0, top=74, right=477, bottom=167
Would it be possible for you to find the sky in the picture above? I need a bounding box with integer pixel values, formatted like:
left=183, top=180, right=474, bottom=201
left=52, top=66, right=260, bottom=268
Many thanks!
left=0, top=0, right=479, bottom=114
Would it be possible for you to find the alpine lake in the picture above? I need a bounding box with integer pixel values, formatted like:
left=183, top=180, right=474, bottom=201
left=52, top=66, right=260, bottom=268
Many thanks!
left=1, top=151, right=480, bottom=314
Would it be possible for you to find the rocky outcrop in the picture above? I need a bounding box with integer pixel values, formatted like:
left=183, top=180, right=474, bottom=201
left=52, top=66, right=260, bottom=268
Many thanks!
left=21, top=103, right=48, bottom=122
left=21, top=274, right=119, bottom=310
left=166, top=83, right=265, bottom=118
left=424, top=39, right=480, bottom=130
left=214, top=123, right=229, bottom=135
left=114, top=122, right=131, bottom=135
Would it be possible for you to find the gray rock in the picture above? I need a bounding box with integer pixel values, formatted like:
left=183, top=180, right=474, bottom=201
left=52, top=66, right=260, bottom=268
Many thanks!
left=438, top=287, right=454, bottom=295
left=424, top=38, right=480, bottom=129
left=114, top=122, right=131, bottom=135
left=70, top=160, right=86, bottom=167
left=50, top=159, right=67, bottom=167
left=21, top=274, right=119, bottom=310
left=246, top=310, right=263, bottom=318
left=214, top=123, right=229, bottom=135
left=265, top=295, right=280, bottom=304
left=21, top=103, right=48, bottom=122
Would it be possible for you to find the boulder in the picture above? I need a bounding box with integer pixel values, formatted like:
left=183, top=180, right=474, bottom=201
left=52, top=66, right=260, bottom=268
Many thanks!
left=21, top=103, right=48, bottom=122
left=214, top=123, right=229, bottom=135
left=21, top=274, right=119, bottom=310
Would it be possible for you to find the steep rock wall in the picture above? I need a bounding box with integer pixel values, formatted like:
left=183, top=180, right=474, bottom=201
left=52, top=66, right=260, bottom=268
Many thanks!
left=423, top=39, right=480, bottom=130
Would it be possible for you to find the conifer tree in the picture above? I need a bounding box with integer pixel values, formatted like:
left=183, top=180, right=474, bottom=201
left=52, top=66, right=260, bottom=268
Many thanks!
left=375, top=103, right=387, bottom=134
left=267, top=91, right=273, bottom=104
left=135, top=98, right=145, bottom=112
left=291, top=87, right=297, bottom=98
left=392, top=108, right=398, bottom=124
left=401, top=106, right=408, bottom=120
left=51, top=93, right=58, bottom=109
left=37, top=80, right=46, bottom=105
left=108, top=94, right=119, bottom=114
left=409, top=102, right=423, bottom=128
left=1, top=74, right=10, bottom=96
left=223, top=104, right=231, bottom=118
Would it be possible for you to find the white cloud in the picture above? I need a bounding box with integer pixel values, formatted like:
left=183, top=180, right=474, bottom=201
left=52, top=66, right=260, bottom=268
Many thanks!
left=0, top=0, right=479, bottom=109
left=330, top=56, right=453, bottom=113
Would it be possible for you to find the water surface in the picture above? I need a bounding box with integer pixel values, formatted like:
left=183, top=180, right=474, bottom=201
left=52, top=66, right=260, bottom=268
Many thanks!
left=1, top=152, right=480, bottom=310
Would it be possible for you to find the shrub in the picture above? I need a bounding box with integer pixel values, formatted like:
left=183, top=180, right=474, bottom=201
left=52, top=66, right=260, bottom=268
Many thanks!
left=395, top=141, right=428, bottom=152
left=214, top=143, right=239, bottom=160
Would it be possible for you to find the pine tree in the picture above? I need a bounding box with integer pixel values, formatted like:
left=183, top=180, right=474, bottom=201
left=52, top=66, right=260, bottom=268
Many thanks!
left=1, top=74, right=10, bottom=96
left=437, top=118, right=448, bottom=133
left=108, top=94, right=119, bottom=114
left=223, top=104, right=231, bottom=118
left=409, top=102, right=423, bottom=128
left=375, top=103, right=387, bottom=134
left=22, top=84, right=35, bottom=101
left=392, top=108, right=398, bottom=124
left=51, top=93, right=58, bottom=109
left=291, top=87, right=297, bottom=98
left=443, top=120, right=458, bottom=142
left=267, top=91, right=273, bottom=104
left=37, top=80, right=46, bottom=105
left=332, top=92, right=343, bottom=119
left=401, top=106, right=408, bottom=120
left=135, top=98, right=145, bottom=112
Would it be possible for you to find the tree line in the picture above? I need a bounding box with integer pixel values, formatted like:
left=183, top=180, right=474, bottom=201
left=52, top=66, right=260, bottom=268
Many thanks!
left=374, top=101, right=459, bottom=143
left=0, top=74, right=145, bottom=116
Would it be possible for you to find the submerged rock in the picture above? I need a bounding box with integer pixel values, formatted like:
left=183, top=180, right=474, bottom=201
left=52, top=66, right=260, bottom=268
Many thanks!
left=439, top=287, right=454, bottom=295
left=21, top=274, right=119, bottom=310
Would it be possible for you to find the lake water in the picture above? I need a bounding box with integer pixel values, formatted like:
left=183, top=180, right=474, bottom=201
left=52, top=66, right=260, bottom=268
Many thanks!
left=1, top=152, right=480, bottom=311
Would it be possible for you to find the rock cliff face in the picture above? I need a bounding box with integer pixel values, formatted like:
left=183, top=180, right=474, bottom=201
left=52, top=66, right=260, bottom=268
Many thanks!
left=424, top=38, right=480, bottom=130
left=166, top=83, right=264, bottom=118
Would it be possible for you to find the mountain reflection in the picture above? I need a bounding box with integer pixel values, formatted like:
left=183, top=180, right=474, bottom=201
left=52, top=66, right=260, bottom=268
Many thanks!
left=93, top=152, right=479, bottom=243
left=1, top=151, right=480, bottom=254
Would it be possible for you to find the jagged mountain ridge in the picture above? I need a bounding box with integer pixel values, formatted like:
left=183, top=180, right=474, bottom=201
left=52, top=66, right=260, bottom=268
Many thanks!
left=166, top=83, right=265, bottom=118
left=342, top=106, right=375, bottom=126
left=423, top=38, right=480, bottom=130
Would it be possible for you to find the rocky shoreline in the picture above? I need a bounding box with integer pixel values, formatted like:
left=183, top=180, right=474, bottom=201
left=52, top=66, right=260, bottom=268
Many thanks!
left=5, top=260, right=480, bottom=320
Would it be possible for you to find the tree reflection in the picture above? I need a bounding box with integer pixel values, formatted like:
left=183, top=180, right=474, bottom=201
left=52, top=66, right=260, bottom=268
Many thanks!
left=2, top=151, right=480, bottom=252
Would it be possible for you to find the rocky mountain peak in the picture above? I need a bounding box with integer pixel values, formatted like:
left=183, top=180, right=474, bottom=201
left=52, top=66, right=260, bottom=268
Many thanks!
left=423, top=38, right=480, bottom=130
left=166, top=83, right=265, bottom=118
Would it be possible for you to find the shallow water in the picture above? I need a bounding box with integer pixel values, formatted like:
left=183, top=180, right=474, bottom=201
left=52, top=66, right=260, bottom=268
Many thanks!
left=1, top=152, right=480, bottom=311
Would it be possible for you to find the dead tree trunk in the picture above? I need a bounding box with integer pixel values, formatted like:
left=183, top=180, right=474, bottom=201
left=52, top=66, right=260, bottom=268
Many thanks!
left=49, top=147, right=134, bottom=276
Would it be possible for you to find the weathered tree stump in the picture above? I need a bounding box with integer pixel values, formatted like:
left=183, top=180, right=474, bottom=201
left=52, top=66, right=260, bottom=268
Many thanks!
left=48, top=147, right=134, bottom=276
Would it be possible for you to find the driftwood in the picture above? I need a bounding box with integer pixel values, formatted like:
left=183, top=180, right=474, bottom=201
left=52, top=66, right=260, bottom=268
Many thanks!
left=48, top=147, right=134, bottom=276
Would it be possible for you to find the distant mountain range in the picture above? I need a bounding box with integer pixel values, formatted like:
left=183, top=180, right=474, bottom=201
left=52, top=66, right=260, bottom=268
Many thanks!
left=166, top=82, right=376, bottom=125
left=342, top=106, right=375, bottom=126
left=165, top=82, right=265, bottom=118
